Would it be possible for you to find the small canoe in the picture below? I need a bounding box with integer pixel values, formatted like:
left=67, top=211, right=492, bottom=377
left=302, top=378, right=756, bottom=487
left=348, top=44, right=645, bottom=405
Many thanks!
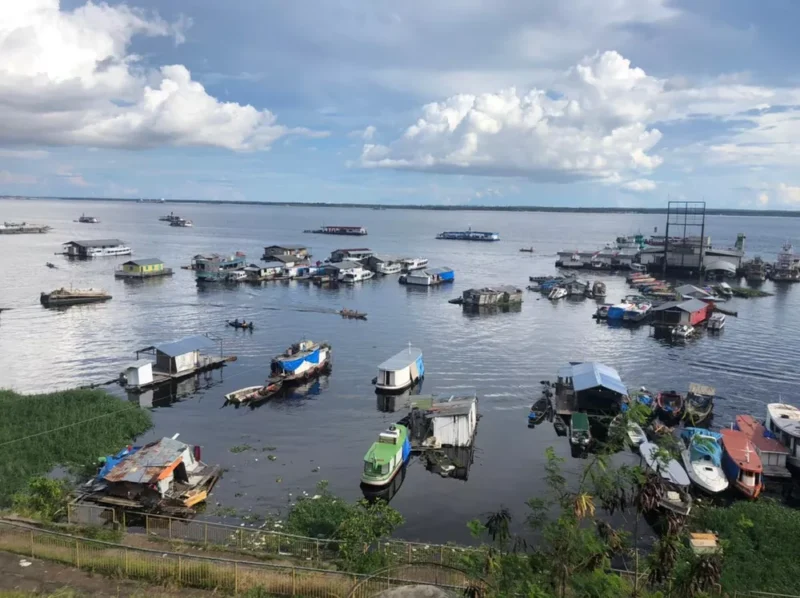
left=227, top=320, right=254, bottom=330
left=225, top=380, right=282, bottom=404
left=46, top=262, right=58, bottom=269
left=340, top=309, right=367, bottom=320
left=528, top=397, right=550, bottom=427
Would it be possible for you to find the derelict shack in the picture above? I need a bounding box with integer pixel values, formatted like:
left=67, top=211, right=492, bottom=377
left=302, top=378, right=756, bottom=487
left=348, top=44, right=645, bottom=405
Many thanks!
left=406, top=395, right=478, bottom=449
left=460, top=285, right=523, bottom=306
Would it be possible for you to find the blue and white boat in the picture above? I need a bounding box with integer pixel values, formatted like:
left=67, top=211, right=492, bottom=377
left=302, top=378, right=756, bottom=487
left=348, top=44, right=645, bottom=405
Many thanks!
left=680, top=428, right=729, bottom=494
left=436, top=227, right=499, bottom=242
left=270, top=340, right=331, bottom=382
left=606, top=303, right=629, bottom=320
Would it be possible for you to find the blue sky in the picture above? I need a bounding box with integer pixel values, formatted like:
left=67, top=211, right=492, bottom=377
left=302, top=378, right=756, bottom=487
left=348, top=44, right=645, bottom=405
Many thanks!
left=2, top=0, right=800, bottom=208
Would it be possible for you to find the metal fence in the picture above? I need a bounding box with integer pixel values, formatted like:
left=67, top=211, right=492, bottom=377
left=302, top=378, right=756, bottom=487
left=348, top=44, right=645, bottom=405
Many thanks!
left=0, top=521, right=475, bottom=598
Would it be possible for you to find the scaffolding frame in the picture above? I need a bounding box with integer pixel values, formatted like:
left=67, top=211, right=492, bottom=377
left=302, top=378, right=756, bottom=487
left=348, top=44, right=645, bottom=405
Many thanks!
left=663, top=201, right=707, bottom=276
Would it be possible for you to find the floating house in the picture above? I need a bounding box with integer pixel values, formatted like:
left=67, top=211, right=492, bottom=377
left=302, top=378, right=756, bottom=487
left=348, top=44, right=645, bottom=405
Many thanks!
left=80, top=436, right=221, bottom=512
left=243, top=263, right=281, bottom=281
left=307, top=225, right=367, bottom=236
left=401, top=267, right=455, bottom=286
left=63, top=239, right=131, bottom=258
left=554, top=362, right=627, bottom=416
left=674, top=284, right=715, bottom=301
left=329, top=248, right=373, bottom=262
left=375, top=346, right=424, bottom=393
left=262, top=254, right=308, bottom=268
left=650, top=298, right=712, bottom=328
left=436, top=228, right=499, bottom=242
left=407, top=395, right=479, bottom=448
left=262, top=244, right=310, bottom=260
left=125, top=335, right=232, bottom=390
left=459, top=286, right=523, bottom=306
left=364, top=255, right=404, bottom=275
left=115, top=258, right=173, bottom=279
left=556, top=246, right=638, bottom=270
left=192, top=252, right=247, bottom=283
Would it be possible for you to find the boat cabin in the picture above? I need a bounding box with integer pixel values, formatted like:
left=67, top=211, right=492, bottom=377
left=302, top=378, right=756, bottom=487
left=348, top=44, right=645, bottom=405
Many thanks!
left=735, top=415, right=791, bottom=479
left=720, top=428, right=763, bottom=496
left=403, top=267, right=455, bottom=286
left=63, top=239, right=130, bottom=258
left=136, top=335, right=219, bottom=376
left=329, top=248, right=373, bottom=262
left=766, top=403, right=800, bottom=468
left=262, top=245, right=309, bottom=260
left=555, top=362, right=627, bottom=416
left=650, top=298, right=712, bottom=327
left=124, top=361, right=153, bottom=388
left=376, top=346, right=424, bottom=393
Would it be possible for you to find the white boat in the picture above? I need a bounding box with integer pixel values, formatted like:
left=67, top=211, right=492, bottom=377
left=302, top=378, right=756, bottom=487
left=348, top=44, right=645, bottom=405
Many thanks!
left=640, top=441, right=693, bottom=515
left=560, top=254, right=584, bottom=268
left=375, top=262, right=402, bottom=275
left=708, top=313, right=726, bottom=331
left=672, top=324, right=694, bottom=338
left=630, top=263, right=647, bottom=273
left=375, top=346, right=424, bottom=393
left=87, top=245, right=131, bottom=257
left=401, top=258, right=428, bottom=272
left=340, top=267, right=374, bottom=283
left=623, top=301, right=652, bottom=323
left=716, top=282, right=733, bottom=297
left=548, top=286, right=567, bottom=300
left=170, top=218, right=193, bottom=227
left=766, top=403, right=800, bottom=468
left=680, top=428, right=729, bottom=494
left=610, top=415, right=646, bottom=447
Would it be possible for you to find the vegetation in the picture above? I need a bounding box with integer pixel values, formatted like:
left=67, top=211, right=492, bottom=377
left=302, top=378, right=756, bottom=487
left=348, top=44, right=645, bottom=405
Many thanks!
left=11, top=477, right=70, bottom=521
left=730, top=286, right=773, bottom=298
left=0, top=388, right=152, bottom=508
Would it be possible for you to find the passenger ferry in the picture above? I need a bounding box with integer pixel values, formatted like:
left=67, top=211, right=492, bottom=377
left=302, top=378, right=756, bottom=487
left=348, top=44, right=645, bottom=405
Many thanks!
left=401, top=258, right=428, bottom=272
left=306, top=225, right=367, bottom=236
left=436, top=227, right=499, bottom=242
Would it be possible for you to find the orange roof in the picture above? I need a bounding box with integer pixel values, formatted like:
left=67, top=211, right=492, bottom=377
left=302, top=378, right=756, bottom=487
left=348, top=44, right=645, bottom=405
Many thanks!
left=721, top=428, right=763, bottom=473
left=735, top=415, right=788, bottom=455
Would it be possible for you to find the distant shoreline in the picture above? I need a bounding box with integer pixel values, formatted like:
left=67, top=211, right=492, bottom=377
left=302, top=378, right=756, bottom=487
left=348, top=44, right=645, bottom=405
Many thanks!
left=2, top=195, right=798, bottom=217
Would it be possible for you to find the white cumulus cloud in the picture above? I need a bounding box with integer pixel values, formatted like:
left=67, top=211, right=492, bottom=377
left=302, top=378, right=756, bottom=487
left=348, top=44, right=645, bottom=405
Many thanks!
left=621, top=179, right=657, bottom=192
left=0, top=0, right=321, bottom=151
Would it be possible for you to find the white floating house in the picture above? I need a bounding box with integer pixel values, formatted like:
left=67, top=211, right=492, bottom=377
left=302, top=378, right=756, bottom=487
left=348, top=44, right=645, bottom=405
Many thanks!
left=124, top=361, right=153, bottom=388
left=402, top=267, right=455, bottom=286
left=427, top=397, right=478, bottom=448
left=375, top=347, right=424, bottom=393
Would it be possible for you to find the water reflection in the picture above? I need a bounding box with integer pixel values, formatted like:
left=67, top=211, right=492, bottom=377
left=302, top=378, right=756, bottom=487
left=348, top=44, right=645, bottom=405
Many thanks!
left=361, top=463, right=407, bottom=504
left=127, top=369, right=225, bottom=408
left=420, top=446, right=475, bottom=481
left=460, top=303, right=523, bottom=317
left=376, top=384, right=423, bottom=413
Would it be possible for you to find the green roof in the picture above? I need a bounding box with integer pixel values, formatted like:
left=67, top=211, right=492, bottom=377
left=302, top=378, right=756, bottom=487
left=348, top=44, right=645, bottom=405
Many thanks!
left=571, top=413, right=590, bottom=431
left=363, top=425, right=408, bottom=463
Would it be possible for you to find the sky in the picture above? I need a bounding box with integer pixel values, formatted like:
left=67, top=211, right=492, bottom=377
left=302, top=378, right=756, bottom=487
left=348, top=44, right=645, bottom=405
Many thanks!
left=2, top=1, right=800, bottom=208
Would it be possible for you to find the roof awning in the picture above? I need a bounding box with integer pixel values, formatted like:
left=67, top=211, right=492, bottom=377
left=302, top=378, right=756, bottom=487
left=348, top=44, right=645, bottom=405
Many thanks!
left=138, top=335, right=217, bottom=357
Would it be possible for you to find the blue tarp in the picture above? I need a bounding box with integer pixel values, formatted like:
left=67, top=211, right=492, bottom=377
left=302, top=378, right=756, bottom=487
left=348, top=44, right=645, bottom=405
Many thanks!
left=570, top=362, right=628, bottom=396
left=95, top=445, right=140, bottom=482
left=275, top=348, right=320, bottom=373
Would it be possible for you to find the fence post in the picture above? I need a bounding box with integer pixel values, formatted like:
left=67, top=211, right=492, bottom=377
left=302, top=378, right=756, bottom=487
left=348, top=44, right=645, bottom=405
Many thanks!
left=178, top=555, right=182, bottom=583
left=238, top=528, right=243, bottom=550
left=146, top=514, right=150, bottom=536
left=30, top=530, right=34, bottom=558
left=315, top=539, right=320, bottom=564
left=234, top=561, right=239, bottom=594
left=67, top=503, right=72, bottom=525
left=169, top=517, right=173, bottom=541
left=204, top=522, right=208, bottom=547
left=75, top=539, right=80, bottom=568
left=407, top=543, right=411, bottom=564
left=125, top=548, right=129, bottom=576
left=292, top=566, right=296, bottom=595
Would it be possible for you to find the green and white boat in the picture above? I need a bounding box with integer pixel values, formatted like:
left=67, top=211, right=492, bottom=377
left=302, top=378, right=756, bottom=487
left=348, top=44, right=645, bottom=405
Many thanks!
left=361, top=424, right=412, bottom=486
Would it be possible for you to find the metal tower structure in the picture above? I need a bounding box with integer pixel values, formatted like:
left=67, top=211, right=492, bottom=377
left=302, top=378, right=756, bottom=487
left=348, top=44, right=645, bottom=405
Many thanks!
left=663, top=201, right=707, bottom=277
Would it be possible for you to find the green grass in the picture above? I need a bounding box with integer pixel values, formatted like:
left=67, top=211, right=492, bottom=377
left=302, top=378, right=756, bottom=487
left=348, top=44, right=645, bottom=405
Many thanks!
left=0, top=388, right=152, bottom=507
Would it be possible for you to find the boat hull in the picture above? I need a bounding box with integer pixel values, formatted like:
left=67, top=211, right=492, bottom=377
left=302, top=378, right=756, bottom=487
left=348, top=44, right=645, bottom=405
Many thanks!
left=681, top=449, right=728, bottom=494
left=41, top=294, right=111, bottom=306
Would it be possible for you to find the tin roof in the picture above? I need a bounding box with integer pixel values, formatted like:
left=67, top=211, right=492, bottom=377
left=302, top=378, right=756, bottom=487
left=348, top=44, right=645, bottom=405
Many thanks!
left=426, top=267, right=453, bottom=275
left=265, top=244, right=307, bottom=250
left=652, top=298, right=709, bottom=313
left=736, top=415, right=788, bottom=455
left=569, top=362, right=628, bottom=396
left=378, top=347, right=422, bottom=372
left=122, top=258, right=163, bottom=267
left=103, top=437, right=189, bottom=484
left=139, top=335, right=217, bottom=357
left=65, top=239, right=125, bottom=247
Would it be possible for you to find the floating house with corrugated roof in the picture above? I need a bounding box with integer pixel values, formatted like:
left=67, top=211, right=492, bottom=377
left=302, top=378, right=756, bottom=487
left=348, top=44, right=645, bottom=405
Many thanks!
left=115, top=258, right=173, bottom=279
left=554, top=362, right=628, bottom=417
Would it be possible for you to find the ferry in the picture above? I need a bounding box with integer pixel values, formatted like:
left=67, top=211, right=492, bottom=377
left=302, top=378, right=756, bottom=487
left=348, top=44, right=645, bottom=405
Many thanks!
left=170, top=218, right=193, bottom=227
left=401, top=258, right=428, bottom=272
left=436, top=227, right=499, bottom=242
left=77, top=214, right=99, bottom=224
left=270, top=340, right=331, bottom=382
left=305, top=225, right=367, bottom=236
left=40, top=287, right=111, bottom=307
left=361, top=424, right=411, bottom=486
left=720, top=428, right=764, bottom=498
left=159, top=212, right=183, bottom=224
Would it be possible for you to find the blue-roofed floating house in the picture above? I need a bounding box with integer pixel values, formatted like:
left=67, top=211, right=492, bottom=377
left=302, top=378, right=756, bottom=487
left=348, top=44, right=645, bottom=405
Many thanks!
left=555, top=361, right=628, bottom=417
left=375, top=346, right=424, bottom=393
left=124, top=334, right=235, bottom=391
left=401, top=267, right=455, bottom=286
left=270, top=339, right=331, bottom=383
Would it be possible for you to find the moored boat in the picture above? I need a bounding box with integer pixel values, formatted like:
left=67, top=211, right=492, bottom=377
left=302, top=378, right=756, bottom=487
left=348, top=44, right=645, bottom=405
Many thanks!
left=623, top=301, right=652, bottom=323
left=720, top=428, right=763, bottom=499
left=735, top=414, right=792, bottom=485
left=375, top=346, right=424, bottom=393
left=340, top=267, right=374, bottom=283
left=569, top=413, right=592, bottom=448
left=672, top=324, right=695, bottom=339
left=225, top=379, right=283, bottom=404
left=591, top=281, right=607, bottom=299
left=639, top=441, right=693, bottom=515
left=593, top=304, right=612, bottom=320
left=680, top=428, right=728, bottom=494
left=401, top=258, right=428, bottom=272
left=77, top=214, right=99, bottom=223
left=708, top=313, right=726, bottom=331
left=656, top=390, right=685, bottom=425
left=40, top=287, right=111, bottom=307
left=609, top=414, right=646, bottom=447
left=528, top=397, right=550, bottom=428
left=548, top=286, right=567, bottom=300
left=361, top=424, right=411, bottom=486
left=684, top=383, right=714, bottom=426
left=227, top=319, right=254, bottom=330
left=765, top=403, right=800, bottom=469
left=271, top=340, right=331, bottom=382
left=606, top=303, right=628, bottom=320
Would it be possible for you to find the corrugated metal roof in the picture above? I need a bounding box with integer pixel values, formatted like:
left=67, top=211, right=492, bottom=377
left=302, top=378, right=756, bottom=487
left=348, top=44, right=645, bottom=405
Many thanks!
left=426, top=267, right=453, bottom=275
left=704, top=259, right=737, bottom=273
left=141, top=335, right=217, bottom=357
left=103, top=437, right=188, bottom=484
left=570, top=362, right=628, bottom=396
left=326, top=260, right=362, bottom=270
left=122, top=258, right=163, bottom=267
left=378, top=347, right=422, bottom=371
left=265, top=244, right=307, bottom=250
left=65, top=239, right=125, bottom=247
left=652, top=299, right=709, bottom=313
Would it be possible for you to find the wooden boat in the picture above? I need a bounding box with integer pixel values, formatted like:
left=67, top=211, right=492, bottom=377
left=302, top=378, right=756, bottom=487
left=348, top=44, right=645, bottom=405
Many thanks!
left=271, top=339, right=331, bottom=382
left=570, top=412, right=592, bottom=448
left=765, top=403, right=800, bottom=469
left=656, top=390, right=685, bottom=425
left=553, top=415, right=568, bottom=436
left=519, top=247, right=534, bottom=253
left=735, top=415, right=792, bottom=484
left=680, top=428, right=728, bottom=494
left=640, top=441, right=693, bottom=515
left=720, top=428, right=764, bottom=499
left=683, top=383, right=714, bottom=426
left=672, top=324, right=695, bottom=338
left=46, top=262, right=57, bottom=269
left=339, top=309, right=367, bottom=320
left=528, top=397, right=550, bottom=427
left=708, top=313, right=726, bottom=331
left=225, top=379, right=283, bottom=404
left=609, top=414, right=646, bottom=447
left=40, top=287, right=111, bottom=307
left=227, top=320, right=254, bottom=330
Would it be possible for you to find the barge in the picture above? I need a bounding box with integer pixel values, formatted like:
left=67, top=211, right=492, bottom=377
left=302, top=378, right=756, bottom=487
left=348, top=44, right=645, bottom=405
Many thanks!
left=436, top=227, right=499, bottom=241
left=41, top=287, right=111, bottom=307
left=305, top=225, right=367, bottom=236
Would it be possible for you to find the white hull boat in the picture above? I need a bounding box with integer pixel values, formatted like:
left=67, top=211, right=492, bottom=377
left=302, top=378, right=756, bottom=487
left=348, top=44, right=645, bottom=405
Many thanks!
left=766, top=403, right=800, bottom=469
left=673, top=324, right=694, bottom=338
left=640, top=441, right=693, bottom=515
left=548, top=287, right=567, bottom=300
left=341, top=267, right=375, bottom=283
left=627, top=422, right=647, bottom=447
left=376, top=262, right=402, bottom=275
left=680, top=449, right=728, bottom=494
left=708, top=313, right=725, bottom=330
left=401, top=258, right=428, bottom=272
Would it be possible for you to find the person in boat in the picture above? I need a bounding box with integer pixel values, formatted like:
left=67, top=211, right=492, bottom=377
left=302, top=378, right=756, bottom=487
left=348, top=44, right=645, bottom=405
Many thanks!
left=233, top=318, right=240, bottom=326
left=240, top=319, right=246, bottom=327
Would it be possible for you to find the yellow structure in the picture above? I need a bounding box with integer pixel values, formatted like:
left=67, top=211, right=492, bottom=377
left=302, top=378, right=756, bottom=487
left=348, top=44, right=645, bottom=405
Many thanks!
left=116, top=258, right=173, bottom=278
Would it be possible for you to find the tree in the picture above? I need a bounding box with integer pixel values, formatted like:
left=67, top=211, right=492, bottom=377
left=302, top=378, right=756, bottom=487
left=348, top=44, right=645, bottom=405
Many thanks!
left=11, top=477, right=70, bottom=521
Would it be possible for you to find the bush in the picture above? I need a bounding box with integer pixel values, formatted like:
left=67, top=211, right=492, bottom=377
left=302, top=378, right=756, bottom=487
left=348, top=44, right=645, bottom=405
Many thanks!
left=11, top=477, right=70, bottom=521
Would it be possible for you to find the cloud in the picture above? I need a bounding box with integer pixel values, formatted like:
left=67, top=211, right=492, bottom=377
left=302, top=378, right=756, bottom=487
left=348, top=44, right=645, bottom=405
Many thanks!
left=349, top=125, right=376, bottom=141
left=621, top=179, right=657, bottom=192
left=0, top=171, right=37, bottom=184
left=0, top=149, right=49, bottom=159
left=777, top=183, right=800, bottom=205
left=757, top=192, right=769, bottom=206
left=0, top=0, right=321, bottom=151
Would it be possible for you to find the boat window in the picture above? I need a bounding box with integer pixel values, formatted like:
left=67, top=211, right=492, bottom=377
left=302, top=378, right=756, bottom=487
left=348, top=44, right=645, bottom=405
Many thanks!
left=741, top=471, right=756, bottom=487
left=364, top=462, right=374, bottom=474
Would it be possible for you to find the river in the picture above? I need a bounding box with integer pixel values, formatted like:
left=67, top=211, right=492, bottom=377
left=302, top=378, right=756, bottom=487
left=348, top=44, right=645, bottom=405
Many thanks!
left=0, top=199, right=798, bottom=543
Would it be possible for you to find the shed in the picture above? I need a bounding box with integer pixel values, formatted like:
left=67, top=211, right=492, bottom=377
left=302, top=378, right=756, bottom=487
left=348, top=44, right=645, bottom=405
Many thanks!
left=138, top=335, right=218, bottom=375
left=461, top=285, right=523, bottom=306
left=564, top=362, right=628, bottom=414
left=124, top=361, right=153, bottom=388
left=119, top=258, right=164, bottom=275
left=651, top=298, right=711, bottom=327
left=428, top=397, right=478, bottom=447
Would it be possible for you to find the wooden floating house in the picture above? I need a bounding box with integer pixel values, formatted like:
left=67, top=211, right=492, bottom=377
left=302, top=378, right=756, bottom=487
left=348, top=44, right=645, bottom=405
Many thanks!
left=192, top=252, right=247, bottom=283
left=650, top=298, right=713, bottom=328
left=458, top=285, right=523, bottom=306
left=124, top=335, right=235, bottom=391
left=400, top=267, right=454, bottom=286
left=406, top=395, right=479, bottom=449
left=115, top=258, right=173, bottom=279
left=375, top=346, right=424, bottom=393
left=554, top=362, right=627, bottom=417
left=329, top=248, right=373, bottom=262
left=262, top=244, right=310, bottom=260
left=63, top=239, right=131, bottom=258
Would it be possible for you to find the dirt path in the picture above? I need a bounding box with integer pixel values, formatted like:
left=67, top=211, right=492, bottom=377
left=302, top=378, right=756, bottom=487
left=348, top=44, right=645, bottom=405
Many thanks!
left=0, top=550, right=213, bottom=597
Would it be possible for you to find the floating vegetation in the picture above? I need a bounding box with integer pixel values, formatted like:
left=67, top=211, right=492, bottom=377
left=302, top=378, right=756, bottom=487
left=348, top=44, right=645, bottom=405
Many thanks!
left=267, top=455, right=277, bottom=461
left=0, top=388, right=152, bottom=506
left=229, top=444, right=253, bottom=454
left=730, top=286, right=773, bottom=298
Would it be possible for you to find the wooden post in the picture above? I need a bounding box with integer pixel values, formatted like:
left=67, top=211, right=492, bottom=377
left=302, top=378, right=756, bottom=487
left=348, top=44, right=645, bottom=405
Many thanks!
left=125, top=548, right=129, bottom=576
left=234, top=561, right=238, bottom=594
left=315, top=540, right=320, bottom=563
left=204, top=522, right=208, bottom=547
left=169, top=517, right=173, bottom=540
left=30, top=530, right=34, bottom=558
left=145, top=514, right=150, bottom=536
left=407, top=543, right=411, bottom=564
left=178, top=555, right=182, bottom=583
left=292, top=567, right=296, bottom=595
left=238, top=528, right=243, bottom=550
left=75, top=539, right=80, bottom=568
left=439, top=545, right=444, bottom=563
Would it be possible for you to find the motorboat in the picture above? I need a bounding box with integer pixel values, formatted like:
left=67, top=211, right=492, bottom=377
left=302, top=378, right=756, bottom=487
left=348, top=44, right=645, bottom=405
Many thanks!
left=77, top=214, right=99, bottom=223
left=609, top=414, right=646, bottom=447
left=716, top=282, right=733, bottom=298
left=224, top=379, right=283, bottom=404
left=639, top=441, right=693, bottom=515
left=672, top=324, right=695, bottom=339
left=548, top=286, right=567, bottom=300
left=591, top=281, right=607, bottom=299
left=528, top=397, right=550, bottom=428
left=680, top=428, right=729, bottom=494
left=340, top=267, right=375, bottom=283
left=570, top=413, right=592, bottom=448
left=656, top=390, right=685, bottom=425
left=708, top=313, right=726, bottom=331
left=227, top=320, right=254, bottom=330
left=623, top=301, right=652, bottom=323
left=593, top=304, right=612, bottom=320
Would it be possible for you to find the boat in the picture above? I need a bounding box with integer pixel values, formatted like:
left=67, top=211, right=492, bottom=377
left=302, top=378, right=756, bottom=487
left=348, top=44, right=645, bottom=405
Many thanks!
left=77, top=214, right=99, bottom=223
left=40, top=288, right=112, bottom=307
left=400, top=267, right=454, bottom=286
left=361, top=424, right=412, bottom=486
left=553, top=415, right=568, bottom=436
left=375, top=346, right=424, bottom=393
left=159, top=212, right=183, bottom=224
left=639, top=441, right=693, bottom=515
left=715, top=282, right=733, bottom=298
left=227, top=320, right=254, bottom=330
left=735, top=415, right=792, bottom=485
left=374, top=262, right=402, bottom=275
left=45, top=262, right=57, bottom=269
left=339, top=309, right=367, bottom=320
left=340, top=267, right=374, bottom=283
left=771, top=242, right=800, bottom=281
left=548, top=286, right=567, bottom=300
left=401, top=258, right=428, bottom=272
left=591, top=281, right=607, bottom=299
left=170, top=218, right=193, bottom=227
left=519, top=247, right=534, bottom=253
left=679, top=428, right=729, bottom=494
left=609, top=414, right=646, bottom=447
left=528, top=397, right=550, bottom=428
left=306, top=226, right=367, bottom=236
left=745, top=257, right=767, bottom=282
left=569, top=412, right=592, bottom=448
left=270, top=340, right=331, bottom=382
left=436, top=227, right=499, bottom=242
left=683, top=383, right=714, bottom=426
left=656, top=390, right=685, bottom=425
left=623, top=301, right=652, bottom=323
left=629, top=263, right=647, bottom=273
left=606, top=303, right=629, bottom=320
left=765, top=403, right=800, bottom=469
left=672, top=324, right=695, bottom=339
left=708, top=313, right=726, bottom=331
left=593, top=304, right=612, bottom=320
left=224, top=379, right=283, bottom=404
left=720, top=428, right=764, bottom=499
left=559, top=254, right=585, bottom=269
